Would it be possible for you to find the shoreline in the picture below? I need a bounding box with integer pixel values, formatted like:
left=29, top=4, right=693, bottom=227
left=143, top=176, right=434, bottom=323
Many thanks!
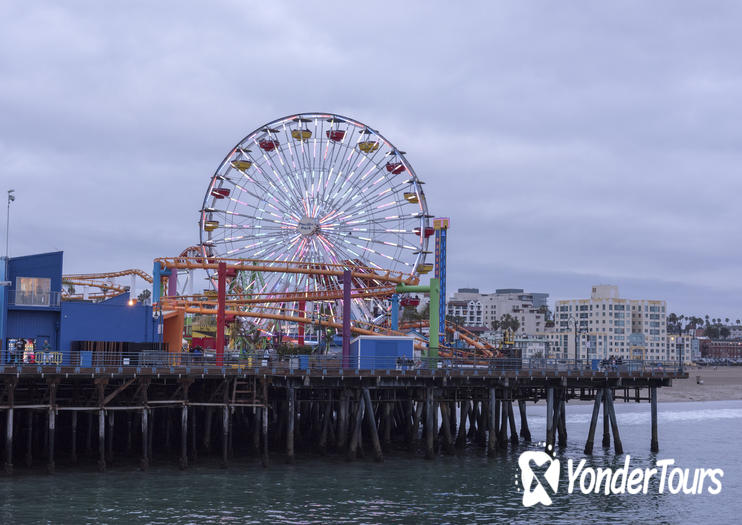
left=657, top=367, right=742, bottom=403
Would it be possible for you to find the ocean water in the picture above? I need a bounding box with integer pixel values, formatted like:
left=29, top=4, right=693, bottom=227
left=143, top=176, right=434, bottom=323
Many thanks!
left=0, top=400, right=740, bottom=524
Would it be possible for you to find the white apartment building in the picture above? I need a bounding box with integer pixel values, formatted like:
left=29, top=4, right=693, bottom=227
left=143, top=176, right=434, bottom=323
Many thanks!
left=448, top=288, right=548, bottom=335
left=552, top=285, right=667, bottom=360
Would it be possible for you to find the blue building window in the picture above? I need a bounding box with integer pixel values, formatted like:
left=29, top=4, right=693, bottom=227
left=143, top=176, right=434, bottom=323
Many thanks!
left=14, top=277, right=53, bottom=306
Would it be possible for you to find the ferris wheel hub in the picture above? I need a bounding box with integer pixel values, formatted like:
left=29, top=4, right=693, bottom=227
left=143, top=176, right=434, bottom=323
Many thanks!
left=297, top=215, right=320, bottom=236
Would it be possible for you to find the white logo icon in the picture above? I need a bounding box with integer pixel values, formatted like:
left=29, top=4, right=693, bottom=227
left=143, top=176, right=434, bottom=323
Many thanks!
left=518, top=450, right=560, bottom=507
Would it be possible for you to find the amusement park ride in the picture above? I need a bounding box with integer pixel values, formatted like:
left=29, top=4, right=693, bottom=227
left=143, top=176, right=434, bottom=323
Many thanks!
left=63, top=113, right=502, bottom=362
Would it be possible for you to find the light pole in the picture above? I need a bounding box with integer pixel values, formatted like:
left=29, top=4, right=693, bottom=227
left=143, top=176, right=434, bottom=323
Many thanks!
left=567, top=315, right=578, bottom=361
left=5, top=190, right=14, bottom=261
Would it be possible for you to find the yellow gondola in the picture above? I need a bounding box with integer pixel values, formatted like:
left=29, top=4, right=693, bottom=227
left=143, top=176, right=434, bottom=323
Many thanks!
left=416, top=263, right=434, bottom=274
left=204, top=220, right=219, bottom=232
left=403, top=192, right=419, bottom=204
left=358, top=141, right=380, bottom=153
left=231, top=160, right=252, bottom=171
left=291, top=129, right=312, bottom=141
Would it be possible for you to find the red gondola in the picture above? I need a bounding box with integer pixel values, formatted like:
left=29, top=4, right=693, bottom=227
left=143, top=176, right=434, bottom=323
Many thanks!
left=259, top=139, right=279, bottom=152
left=413, top=226, right=435, bottom=238
left=210, top=188, right=230, bottom=199
left=385, top=162, right=406, bottom=174
left=326, top=130, right=345, bottom=142
left=400, top=296, right=420, bottom=307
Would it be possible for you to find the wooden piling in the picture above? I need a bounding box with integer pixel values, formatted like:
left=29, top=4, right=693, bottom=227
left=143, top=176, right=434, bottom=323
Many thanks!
left=518, top=399, right=531, bottom=441
left=140, top=408, right=149, bottom=470
left=425, top=388, right=434, bottom=460
left=456, top=399, right=468, bottom=449
left=221, top=405, right=229, bottom=468
left=179, top=405, right=188, bottom=469
left=287, top=386, right=295, bottom=464
left=439, top=401, right=454, bottom=455
left=204, top=407, right=213, bottom=454
left=107, top=411, right=114, bottom=464
left=25, top=410, right=32, bottom=468
left=584, top=388, right=603, bottom=455
left=47, top=408, right=55, bottom=474
left=71, top=411, right=78, bottom=464
left=362, top=388, right=383, bottom=462
left=650, top=386, right=659, bottom=452
left=319, top=392, right=332, bottom=455
left=347, top=397, right=364, bottom=461
left=557, top=397, right=567, bottom=448
left=605, top=388, right=624, bottom=454
left=337, top=391, right=349, bottom=451
left=4, top=408, right=12, bottom=475
left=546, top=387, right=554, bottom=453
left=601, top=389, right=610, bottom=448
left=507, top=401, right=518, bottom=445
left=261, top=379, right=269, bottom=467
left=487, top=388, right=497, bottom=456
left=97, top=409, right=106, bottom=472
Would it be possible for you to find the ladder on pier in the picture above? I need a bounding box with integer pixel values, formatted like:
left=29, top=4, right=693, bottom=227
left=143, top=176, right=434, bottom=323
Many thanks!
left=232, top=377, right=261, bottom=407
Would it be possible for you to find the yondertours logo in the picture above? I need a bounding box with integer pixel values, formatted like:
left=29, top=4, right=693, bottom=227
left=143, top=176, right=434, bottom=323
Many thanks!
left=516, top=444, right=724, bottom=507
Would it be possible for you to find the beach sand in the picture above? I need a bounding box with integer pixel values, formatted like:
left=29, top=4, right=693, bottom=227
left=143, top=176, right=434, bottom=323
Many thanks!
left=659, top=367, right=742, bottom=402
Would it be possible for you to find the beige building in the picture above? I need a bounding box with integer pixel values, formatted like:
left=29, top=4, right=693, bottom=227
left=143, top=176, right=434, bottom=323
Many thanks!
left=553, top=285, right=667, bottom=360
left=448, top=288, right=548, bottom=335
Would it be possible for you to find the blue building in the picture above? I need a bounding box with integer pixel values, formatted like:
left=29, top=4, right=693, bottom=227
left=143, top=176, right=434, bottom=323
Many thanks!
left=1, top=251, right=157, bottom=365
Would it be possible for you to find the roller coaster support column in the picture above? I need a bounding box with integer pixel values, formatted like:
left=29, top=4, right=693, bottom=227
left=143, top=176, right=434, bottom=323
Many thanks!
left=342, top=270, right=351, bottom=368
left=395, top=278, right=440, bottom=358
left=152, top=261, right=171, bottom=305
left=434, top=218, right=449, bottom=347
left=391, top=294, right=399, bottom=331
left=216, top=262, right=226, bottom=367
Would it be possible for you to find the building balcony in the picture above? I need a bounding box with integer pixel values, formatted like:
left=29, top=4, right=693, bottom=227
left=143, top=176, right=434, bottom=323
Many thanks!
left=7, top=290, right=62, bottom=308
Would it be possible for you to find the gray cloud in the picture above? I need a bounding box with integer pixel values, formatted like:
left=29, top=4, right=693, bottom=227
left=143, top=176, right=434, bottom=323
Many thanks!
left=1, top=0, right=741, bottom=317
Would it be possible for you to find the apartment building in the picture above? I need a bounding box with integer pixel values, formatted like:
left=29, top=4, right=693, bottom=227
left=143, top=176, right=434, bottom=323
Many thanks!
left=448, top=288, right=549, bottom=335
left=553, top=285, right=667, bottom=360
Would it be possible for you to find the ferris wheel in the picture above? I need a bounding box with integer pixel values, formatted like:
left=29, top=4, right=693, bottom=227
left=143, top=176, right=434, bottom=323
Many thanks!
left=199, top=112, right=433, bottom=328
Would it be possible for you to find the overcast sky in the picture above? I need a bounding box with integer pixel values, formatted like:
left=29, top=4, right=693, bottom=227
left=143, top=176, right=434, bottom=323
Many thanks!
left=1, top=1, right=741, bottom=317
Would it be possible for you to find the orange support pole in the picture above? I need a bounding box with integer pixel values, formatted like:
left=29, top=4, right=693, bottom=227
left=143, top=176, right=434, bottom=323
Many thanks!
left=298, top=301, right=306, bottom=346
left=216, top=262, right=226, bottom=366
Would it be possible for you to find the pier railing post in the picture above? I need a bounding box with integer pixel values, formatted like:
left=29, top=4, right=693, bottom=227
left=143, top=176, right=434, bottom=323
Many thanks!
left=650, top=386, right=659, bottom=452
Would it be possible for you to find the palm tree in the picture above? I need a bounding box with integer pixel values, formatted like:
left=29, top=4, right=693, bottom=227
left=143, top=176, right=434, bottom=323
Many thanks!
left=725, top=317, right=730, bottom=325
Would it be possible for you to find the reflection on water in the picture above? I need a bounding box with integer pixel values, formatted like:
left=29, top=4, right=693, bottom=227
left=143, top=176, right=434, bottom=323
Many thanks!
left=0, top=401, right=739, bottom=524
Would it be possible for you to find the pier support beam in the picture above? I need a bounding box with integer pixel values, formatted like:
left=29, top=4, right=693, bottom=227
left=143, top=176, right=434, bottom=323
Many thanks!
left=584, top=388, right=603, bottom=455
left=4, top=381, right=14, bottom=474
left=425, top=388, right=434, bottom=460
left=140, top=408, right=149, bottom=470
left=221, top=405, right=229, bottom=468
left=107, top=411, right=114, bottom=464
left=347, top=397, right=365, bottom=461
left=97, top=409, right=106, bottom=472
left=546, top=387, right=555, bottom=453
left=70, top=411, right=78, bottom=465
left=602, top=389, right=610, bottom=448
left=456, top=400, right=468, bottom=449
left=518, top=399, right=531, bottom=441
left=287, top=386, right=295, bottom=464
left=605, top=388, right=624, bottom=455
left=650, top=386, right=659, bottom=452
left=261, top=380, right=269, bottom=468
left=4, top=408, right=12, bottom=475
left=179, top=405, right=188, bottom=470
left=556, top=396, right=567, bottom=448
left=47, top=408, right=55, bottom=474
left=507, top=401, right=519, bottom=445
left=362, top=388, right=383, bottom=462
left=487, top=388, right=497, bottom=456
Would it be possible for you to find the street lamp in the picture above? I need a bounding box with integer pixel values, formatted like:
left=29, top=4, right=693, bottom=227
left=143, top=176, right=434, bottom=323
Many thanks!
left=567, top=315, right=578, bottom=361
left=5, top=189, right=14, bottom=261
